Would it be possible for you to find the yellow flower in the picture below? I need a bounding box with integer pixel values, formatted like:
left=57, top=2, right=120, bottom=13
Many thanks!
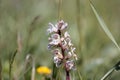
left=36, top=66, right=51, bottom=75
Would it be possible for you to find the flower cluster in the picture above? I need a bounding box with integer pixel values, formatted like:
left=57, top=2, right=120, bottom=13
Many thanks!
left=47, top=20, right=77, bottom=71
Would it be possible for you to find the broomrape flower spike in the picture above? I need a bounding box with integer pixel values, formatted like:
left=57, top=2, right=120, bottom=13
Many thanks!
left=47, top=20, right=78, bottom=80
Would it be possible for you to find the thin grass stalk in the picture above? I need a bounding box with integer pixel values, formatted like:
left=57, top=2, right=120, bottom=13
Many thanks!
left=76, top=0, right=84, bottom=66
left=100, top=68, right=115, bottom=80
left=90, top=1, right=120, bottom=52
left=24, top=54, right=32, bottom=80
left=25, top=16, right=39, bottom=53
left=76, top=1, right=83, bottom=79
left=0, top=58, right=2, bottom=80
left=52, top=63, right=57, bottom=80
left=58, top=0, right=62, bottom=20
left=76, top=0, right=81, bottom=51
left=31, top=59, right=35, bottom=80
left=17, top=63, right=32, bottom=80
left=9, top=49, right=17, bottom=80
left=56, top=67, right=61, bottom=80
left=77, top=70, right=83, bottom=80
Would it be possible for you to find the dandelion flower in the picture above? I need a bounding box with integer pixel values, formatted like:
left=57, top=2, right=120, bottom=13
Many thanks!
left=36, top=66, right=51, bottom=75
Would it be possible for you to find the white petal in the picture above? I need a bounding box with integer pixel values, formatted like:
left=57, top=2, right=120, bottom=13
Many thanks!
left=64, top=32, right=70, bottom=38
left=60, top=23, right=68, bottom=30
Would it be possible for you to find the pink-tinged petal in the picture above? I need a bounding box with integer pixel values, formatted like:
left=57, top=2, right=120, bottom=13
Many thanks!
left=60, top=23, right=68, bottom=31
left=73, top=54, right=78, bottom=60
left=71, top=47, right=76, bottom=53
left=51, top=34, right=60, bottom=39
left=49, top=34, right=61, bottom=45
left=47, top=23, right=58, bottom=34
left=54, top=56, right=62, bottom=67
left=65, top=52, right=72, bottom=59
left=64, top=32, right=70, bottom=38
left=53, top=49, right=63, bottom=59
left=65, top=60, right=75, bottom=71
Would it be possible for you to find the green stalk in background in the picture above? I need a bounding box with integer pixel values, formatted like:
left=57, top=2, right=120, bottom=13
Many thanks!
left=58, top=0, right=63, bottom=20
left=76, top=0, right=81, bottom=51
left=76, top=0, right=84, bottom=66
left=9, top=49, right=17, bottom=80
left=90, top=0, right=120, bottom=52
left=76, top=0, right=83, bottom=79
left=100, top=60, right=120, bottom=80
left=90, top=0, right=120, bottom=80
left=0, top=58, right=2, bottom=80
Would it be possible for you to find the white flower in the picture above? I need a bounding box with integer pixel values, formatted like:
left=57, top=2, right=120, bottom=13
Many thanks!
left=47, top=20, right=78, bottom=69
left=73, top=54, right=78, bottom=60
left=61, top=40, right=67, bottom=47
left=65, top=60, right=75, bottom=71
left=54, top=56, right=62, bottom=67
left=60, top=22, right=68, bottom=31
left=49, top=34, right=61, bottom=45
left=71, top=47, right=76, bottom=54
left=67, top=52, right=72, bottom=59
left=64, top=32, right=70, bottom=38
left=53, top=49, right=63, bottom=59
left=47, top=23, right=58, bottom=34
left=56, top=20, right=68, bottom=31
left=71, top=47, right=78, bottom=60
left=68, top=41, right=73, bottom=47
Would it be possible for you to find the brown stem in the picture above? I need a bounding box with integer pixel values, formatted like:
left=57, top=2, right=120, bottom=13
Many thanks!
left=66, top=70, right=70, bottom=80
left=58, top=25, right=70, bottom=80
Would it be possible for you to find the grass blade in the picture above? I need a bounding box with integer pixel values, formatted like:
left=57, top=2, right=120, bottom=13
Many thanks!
left=90, top=1, right=120, bottom=51
left=9, top=49, right=17, bottom=80
left=0, top=58, right=2, bottom=80
left=77, top=70, right=83, bottom=80
left=100, top=68, right=115, bottom=80
left=31, top=59, right=35, bottom=80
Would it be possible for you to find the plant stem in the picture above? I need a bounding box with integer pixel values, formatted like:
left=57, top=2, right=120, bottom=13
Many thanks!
left=77, top=70, right=83, bottom=80
left=9, top=49, right=17, bottom=80
left=0, top=58, right=2, bottom=80
left=100, top=68, right=115, bottom=80
left=76, top=0, right=83, bottom=64
left=76, top=0, right=81, bottom=51
left=58, top=0, right=62, bottom=20
left=52, top=63, right=57, bottom=80
left=66, top=70, right=70, bottom=80
left=58, top=24, right=70, bottom=80
left=31, top=59, right=35, bottom=80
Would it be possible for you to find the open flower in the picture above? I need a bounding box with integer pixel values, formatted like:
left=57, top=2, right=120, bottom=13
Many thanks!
left=49, top=33, right=61, bottom=45
left=65, top=60, right=75, bottom=71
left=37, top=66, right=51, bottom=75
left=47, top=23, right=58, bottom=34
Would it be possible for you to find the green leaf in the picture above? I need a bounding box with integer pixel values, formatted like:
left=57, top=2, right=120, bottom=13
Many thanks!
left=90, top=1, right=120, bottom=51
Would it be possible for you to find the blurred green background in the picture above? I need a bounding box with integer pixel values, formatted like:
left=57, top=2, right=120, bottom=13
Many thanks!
left=0, top=0, right=120, bottom=80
